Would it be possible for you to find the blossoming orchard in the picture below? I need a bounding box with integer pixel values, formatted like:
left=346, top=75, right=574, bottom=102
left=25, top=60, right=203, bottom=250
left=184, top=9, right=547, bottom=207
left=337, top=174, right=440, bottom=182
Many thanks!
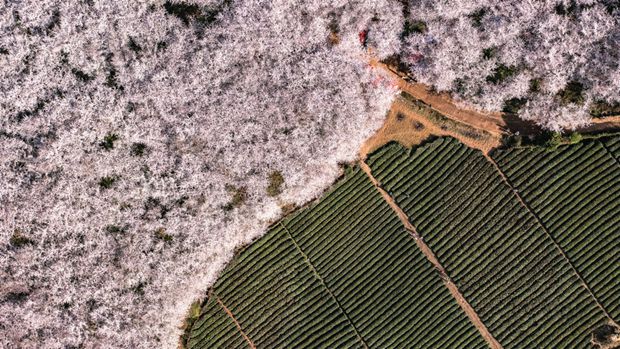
left=1, top=0, right=619, bottom=348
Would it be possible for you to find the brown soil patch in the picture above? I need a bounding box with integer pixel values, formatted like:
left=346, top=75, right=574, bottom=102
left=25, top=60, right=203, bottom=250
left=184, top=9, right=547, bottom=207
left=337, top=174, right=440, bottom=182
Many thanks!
left=359, top=161, right=503, bottom=349
left=580, top=116, right=620, bottom=133
left=360, top=94, right=500, bottom=159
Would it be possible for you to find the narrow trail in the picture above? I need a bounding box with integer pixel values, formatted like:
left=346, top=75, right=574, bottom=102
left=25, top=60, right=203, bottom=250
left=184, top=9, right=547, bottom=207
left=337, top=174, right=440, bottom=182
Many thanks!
left=280, top=223, right=369, bottom=349
left=359, top=161, right=503, bottom=349
left=371, top=59, right=506, bottom=136
left=581, top=116, right=620, bottom=134
left=216, top=297, right=257, bottom=349
left=485, top=154, right=619, bottom=326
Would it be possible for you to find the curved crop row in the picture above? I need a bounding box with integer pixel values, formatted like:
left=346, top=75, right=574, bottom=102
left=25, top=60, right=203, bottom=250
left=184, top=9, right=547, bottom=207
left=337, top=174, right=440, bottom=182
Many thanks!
left=188, top=168, right=487, bottom=348
left=187, top=297, right=250, bottom=349
left=366, top=137, right=608, bottom=348
left=283, top=169, right=487, bottom=348
left=493, top=138, right=620, bottom=321
left=602, top=136, right=620, bottom=160
left=189, top=225, right=363, bottom=349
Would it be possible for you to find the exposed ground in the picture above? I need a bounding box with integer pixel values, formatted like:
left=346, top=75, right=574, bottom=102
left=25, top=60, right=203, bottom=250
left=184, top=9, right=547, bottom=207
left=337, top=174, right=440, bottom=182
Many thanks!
left=582, top=116, right=620, bottom=133
left=359, top=93, right=500, bottom=158
left=363, top=59, right=620, bottom=159
left=371, top=59, right=506, bottom=135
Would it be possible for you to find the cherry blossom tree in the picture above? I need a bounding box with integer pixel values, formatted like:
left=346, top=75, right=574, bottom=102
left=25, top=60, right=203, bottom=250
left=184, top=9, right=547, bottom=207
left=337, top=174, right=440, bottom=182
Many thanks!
left=0, top=1, right=400, bottom=348
left=402, top=0, right=620, bottom=130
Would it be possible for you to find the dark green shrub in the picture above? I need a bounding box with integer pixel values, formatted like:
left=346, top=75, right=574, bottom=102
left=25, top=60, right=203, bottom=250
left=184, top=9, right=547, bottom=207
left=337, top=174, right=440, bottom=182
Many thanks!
left=130, top=142, right=148, bottom=156
left=223, top=185, right=247, bottom=211
left=590, top=100, right=620, bottom=117
left=569, top=132, right=582, bottom=144
left=557, top=81, right=585, bottom=105
left=482, top=47, right=497, bottom=60
left=99, top=175, right=118, bottom=189
left=105, top=224, right=127, bottom=234
left=468, top=8, right=487, bottom=28
left=402, top=20, right=427, bottom=38
left=502, top=97, right=527, bottom=115
left=99, top=132, right=119, bottom=150
left=486, top=64, right=517, bottom=84
left=266, top=171, right=284, bottom=197
left=10, top=229, right=34, bottom=248
left=502, top=134, right=523, bottom=148
left=155, top=227, right=173, bottom=243
left=545, top=132, right=564, bottom=150
left=180, top=301, right=202, bottom=347
left=529, top=78, right=542, bottom=93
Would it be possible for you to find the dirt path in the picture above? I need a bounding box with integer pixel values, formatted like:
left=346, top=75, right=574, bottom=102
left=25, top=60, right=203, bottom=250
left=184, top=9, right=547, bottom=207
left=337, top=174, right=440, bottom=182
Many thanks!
left=371, top=59, right=506, bottom=135
left=216, top=297, right=257, bottom=349
left=359, top=161, right=503, bottom=349
left=486, top=155, right=619, bottom=327
left=579, top=116, right=620, bottom=133
left=372, top=59, right=620, bottom=138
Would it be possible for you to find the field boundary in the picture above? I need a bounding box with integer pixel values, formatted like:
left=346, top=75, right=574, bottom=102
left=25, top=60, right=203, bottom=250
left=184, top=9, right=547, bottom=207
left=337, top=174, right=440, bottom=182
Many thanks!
left=599, top=140, right=620, bottom=167
left=279, top=222, right=369, bottom=349
left=216, top=297, right=256, bottom=349
left=359, top=161, right=503, bottom=349
left=487, top=156, right=618, bottom=325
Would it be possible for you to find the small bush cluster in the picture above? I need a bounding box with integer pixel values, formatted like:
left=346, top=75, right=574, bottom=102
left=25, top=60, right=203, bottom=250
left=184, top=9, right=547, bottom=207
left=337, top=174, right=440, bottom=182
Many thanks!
left=402, top=0, right=620, bottom=130
left=10, top=229, right=34, bottom=248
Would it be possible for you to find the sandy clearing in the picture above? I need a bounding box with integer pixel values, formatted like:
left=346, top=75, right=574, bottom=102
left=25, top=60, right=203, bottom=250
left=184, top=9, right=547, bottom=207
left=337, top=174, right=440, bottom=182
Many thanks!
left=359, top=94, right=500, bottom=159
